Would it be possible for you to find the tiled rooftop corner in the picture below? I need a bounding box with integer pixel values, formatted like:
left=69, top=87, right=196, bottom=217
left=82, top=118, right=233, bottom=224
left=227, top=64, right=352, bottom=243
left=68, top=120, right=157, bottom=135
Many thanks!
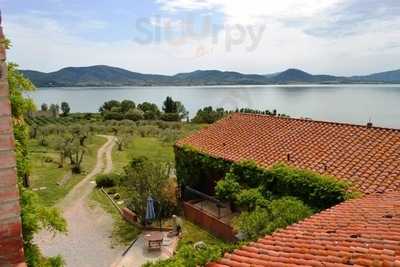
left=177, top=113, right=400, bottom=194
left=208, top=191, right=400, bottom=267
left=0, top=16, right=26, bottom=267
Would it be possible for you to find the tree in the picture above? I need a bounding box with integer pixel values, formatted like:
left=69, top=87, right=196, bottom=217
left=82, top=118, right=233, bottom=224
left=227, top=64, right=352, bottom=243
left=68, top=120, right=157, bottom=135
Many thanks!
left=113, top=127, right=133, bottom=151
left=192, top=107, right=226, bottom=124
left=60, top=102, right=70, bottom=116
left=162, top=96, right=177, bottom=113
left=138, top=102, right=160, bottom=120
left=99, top=100, right=121, bottom=113
left=41, top=103, right=48, bottom=111
left=49, top=104, right=60, bottom=117
left=67, top=138, right=87, bottom=173
left=123, top=157, right=173, bottom=224
left=120, top=99, right=136, bottom=113
left=125, top=108, right=144, bottom=121
left=176, top=101, right=188, bottom=120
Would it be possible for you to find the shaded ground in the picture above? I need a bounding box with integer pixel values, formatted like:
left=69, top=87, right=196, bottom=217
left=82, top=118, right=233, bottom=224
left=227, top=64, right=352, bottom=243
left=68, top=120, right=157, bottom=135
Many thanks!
left=35, top=135, right=124, bottom=267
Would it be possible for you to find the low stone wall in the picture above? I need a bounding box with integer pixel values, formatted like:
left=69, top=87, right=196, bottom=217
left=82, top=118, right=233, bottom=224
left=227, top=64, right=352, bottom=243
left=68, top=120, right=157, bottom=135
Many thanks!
left=183, top=201, right=236, bottom=242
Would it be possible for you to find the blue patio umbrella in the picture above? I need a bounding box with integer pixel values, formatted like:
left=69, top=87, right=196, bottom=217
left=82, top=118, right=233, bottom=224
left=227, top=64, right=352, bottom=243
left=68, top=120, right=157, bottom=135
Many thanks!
left=145, top=196, right=156, bottom=222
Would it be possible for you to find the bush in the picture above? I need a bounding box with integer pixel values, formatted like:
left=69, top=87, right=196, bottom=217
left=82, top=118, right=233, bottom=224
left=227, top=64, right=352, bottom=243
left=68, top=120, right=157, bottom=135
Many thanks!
left=235, top=187, right=268, bottom=211
left=192, top=106, right=226, bottom=124
left=233, top=197, right=313, bottom=240
left=144, top=110, right=159, bottom=120
left=143, top=243, right=227, bottom=267
left=103, top=111, right=124, bottom=121
left=95, top=173, right=121, bottom=188
left=125, top=108, right=144, bottom=121
left=161, top=113, right=180, bottom=122
left=215, top=173, right=241, bottom=202
left=138, top=125, right=160, bottom=137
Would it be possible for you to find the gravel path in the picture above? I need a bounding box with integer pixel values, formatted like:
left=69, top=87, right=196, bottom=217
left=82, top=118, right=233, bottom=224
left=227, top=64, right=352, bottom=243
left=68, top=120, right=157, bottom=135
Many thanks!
left=35, top=135, right=124, bottom=267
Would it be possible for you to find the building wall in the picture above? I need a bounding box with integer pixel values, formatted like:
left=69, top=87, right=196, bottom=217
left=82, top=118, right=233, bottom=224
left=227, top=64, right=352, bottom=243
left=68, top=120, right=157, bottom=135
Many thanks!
left=0, top=18, right=27, bottom=267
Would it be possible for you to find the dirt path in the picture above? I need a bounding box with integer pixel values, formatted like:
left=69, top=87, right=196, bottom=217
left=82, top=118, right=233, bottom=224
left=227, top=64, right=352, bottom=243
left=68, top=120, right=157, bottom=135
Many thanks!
left=35, top=135, right=124, bottom=267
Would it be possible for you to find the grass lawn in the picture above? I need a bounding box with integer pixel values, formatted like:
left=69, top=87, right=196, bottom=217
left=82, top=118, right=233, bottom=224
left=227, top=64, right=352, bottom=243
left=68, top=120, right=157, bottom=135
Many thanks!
left=29, top=135, right=106, bottom=206
left=178, top=219, right=226, bottom=249
left=112, top=137, right=175, bottom=173
left=89, top=188, right=141, bottom=246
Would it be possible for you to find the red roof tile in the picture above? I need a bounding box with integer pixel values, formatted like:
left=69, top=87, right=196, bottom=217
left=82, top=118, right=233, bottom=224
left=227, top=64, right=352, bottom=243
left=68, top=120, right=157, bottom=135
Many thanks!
left=177, top=113, right=400, bottom=194
left=207, top=191, right=400, bottom=267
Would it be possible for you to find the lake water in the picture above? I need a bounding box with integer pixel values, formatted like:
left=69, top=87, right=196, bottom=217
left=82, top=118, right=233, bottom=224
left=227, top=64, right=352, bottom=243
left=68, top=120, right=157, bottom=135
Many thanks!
left=30, top=84, right=400, bottom=128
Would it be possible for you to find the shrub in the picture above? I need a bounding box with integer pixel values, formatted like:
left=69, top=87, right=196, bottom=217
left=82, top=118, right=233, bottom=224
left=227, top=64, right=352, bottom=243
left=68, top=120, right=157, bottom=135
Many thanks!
left=192, top=106, right=226, bottom=124
left=95, top=173, right=121, bottom=188
left=144, top=110, right=159, bottom=120
left=235, top=187, right=268, bottom=211
left=233, top=197, right=313, bottom=240
left=143, top=243, right=227, bottom=267
left=138, top=125, right=160, bottom=137
left=161, top=113, right=180, bottom=122
left=215, top=173, right=241, bottom=202
left=125, top=108, right=144, bottom=121
left=103, top=111, right=124, bottom=121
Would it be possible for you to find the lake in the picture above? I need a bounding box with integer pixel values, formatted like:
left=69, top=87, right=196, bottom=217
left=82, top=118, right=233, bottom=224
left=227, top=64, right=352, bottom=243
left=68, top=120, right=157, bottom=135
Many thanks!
left=30, top=84, right=400, bottom=128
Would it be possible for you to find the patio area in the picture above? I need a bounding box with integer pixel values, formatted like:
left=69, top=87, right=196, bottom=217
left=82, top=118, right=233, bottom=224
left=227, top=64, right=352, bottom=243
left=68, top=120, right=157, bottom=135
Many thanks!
left=111, top=231, right=179, bottom=267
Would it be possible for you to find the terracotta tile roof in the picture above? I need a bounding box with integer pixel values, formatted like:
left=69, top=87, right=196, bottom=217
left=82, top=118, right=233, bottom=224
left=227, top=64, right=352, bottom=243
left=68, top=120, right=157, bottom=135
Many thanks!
left=207, top=191, right=400, bottom=267
left=177, top=113, right=400, bottom=194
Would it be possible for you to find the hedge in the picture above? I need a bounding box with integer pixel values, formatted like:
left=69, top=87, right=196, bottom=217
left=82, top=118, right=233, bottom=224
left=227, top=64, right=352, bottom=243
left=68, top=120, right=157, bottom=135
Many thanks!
left=175, top=146, right=354, bottom=209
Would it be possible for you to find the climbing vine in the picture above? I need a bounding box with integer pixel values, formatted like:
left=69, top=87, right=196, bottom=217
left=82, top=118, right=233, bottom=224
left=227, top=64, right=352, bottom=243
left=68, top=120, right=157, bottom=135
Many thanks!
left=175, top=146, right=355, bottom=210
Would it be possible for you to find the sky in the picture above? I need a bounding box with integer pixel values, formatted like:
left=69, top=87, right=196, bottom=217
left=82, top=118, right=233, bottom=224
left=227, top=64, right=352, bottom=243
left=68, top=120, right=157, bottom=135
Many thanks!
left=1, top=0, right=399, bottom=75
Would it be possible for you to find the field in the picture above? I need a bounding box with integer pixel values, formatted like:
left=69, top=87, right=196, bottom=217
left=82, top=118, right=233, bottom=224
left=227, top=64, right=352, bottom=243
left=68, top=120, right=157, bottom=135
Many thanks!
left=29, top=135, right=105, bottom=206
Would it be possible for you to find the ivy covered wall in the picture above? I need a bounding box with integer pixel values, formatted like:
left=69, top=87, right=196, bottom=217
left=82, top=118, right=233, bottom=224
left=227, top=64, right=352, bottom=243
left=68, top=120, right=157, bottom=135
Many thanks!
left=174, top=145, right=355, bottom=210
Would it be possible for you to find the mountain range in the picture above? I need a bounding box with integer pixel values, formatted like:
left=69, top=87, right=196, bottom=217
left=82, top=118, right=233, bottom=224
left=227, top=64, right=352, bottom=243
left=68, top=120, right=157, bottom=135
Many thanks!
left=21, top=65, right=400, bottom=87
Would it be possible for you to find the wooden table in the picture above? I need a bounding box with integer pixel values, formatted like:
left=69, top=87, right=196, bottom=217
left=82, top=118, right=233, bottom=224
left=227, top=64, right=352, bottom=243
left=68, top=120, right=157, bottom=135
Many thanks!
left=144, top=232, right=163, bottom=250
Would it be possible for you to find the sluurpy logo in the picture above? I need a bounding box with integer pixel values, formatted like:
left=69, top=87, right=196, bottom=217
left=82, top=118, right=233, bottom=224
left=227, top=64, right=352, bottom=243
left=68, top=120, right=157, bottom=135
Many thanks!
left=133, top=15, right=266, bottom=59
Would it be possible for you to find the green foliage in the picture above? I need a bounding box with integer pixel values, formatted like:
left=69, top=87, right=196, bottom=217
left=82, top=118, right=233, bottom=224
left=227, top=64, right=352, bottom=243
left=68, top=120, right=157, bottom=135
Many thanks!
left=214, top=173, right=241, bottom=202
left=103, top=111, right=124, bottom=121
left=160, top=112, right=180, bottom=122
left=192, top=106, right=226, bottom=124
left=95, top=173, right=121, bottom=188
left=174, top=146, right=231, bottom=192
left=41, top=103, right=48, bottom=111
left=8, top=57, right=67, bottom=266
left=138, top=102, right=160, bottom=120
left=123, top=157, right=176, bottom=224
left=60, top=102, right=70, bottom=116
left=20, top=189, right=67, bottom=266
left=235, top=187, right=268, bottom=211
left=233, top=197, right=313, bottom=241
left=143, top=244, right=228, bottom=267
left=175, top=146, right=352, bottom=210
left=125, top=108, right=144, bottom=121
left=161, top=96, right=187, bottom=121
left=99, top=100, right=121, bottom=113
left=162, top=96, right=177, bottom=113
left=120, top=99, right=136, bottom=113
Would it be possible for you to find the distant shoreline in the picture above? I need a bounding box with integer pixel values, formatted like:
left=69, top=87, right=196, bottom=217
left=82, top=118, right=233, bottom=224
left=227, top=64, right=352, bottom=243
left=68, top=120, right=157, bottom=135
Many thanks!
left=35, top=83, right=400, bottom=89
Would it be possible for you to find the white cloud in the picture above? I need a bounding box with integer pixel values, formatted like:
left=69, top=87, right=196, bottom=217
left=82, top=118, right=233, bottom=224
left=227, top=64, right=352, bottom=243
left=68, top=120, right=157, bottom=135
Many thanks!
left=3, top=2, right=400, bottom=76
left=157, top=0, right=344, bottom=24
